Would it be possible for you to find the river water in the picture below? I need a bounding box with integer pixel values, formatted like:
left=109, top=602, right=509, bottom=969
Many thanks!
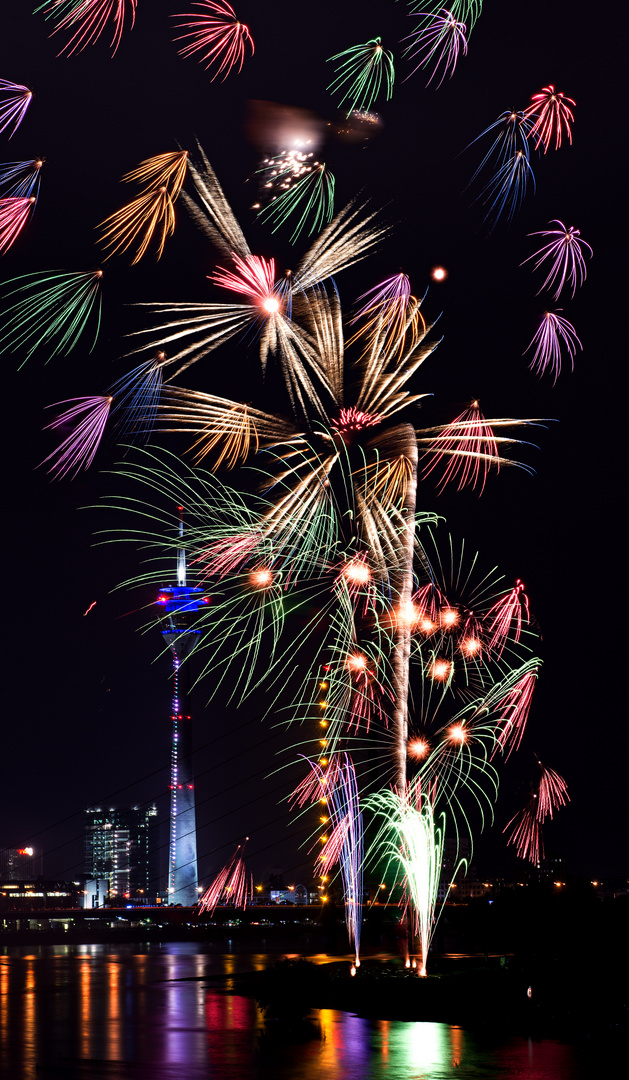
left=0, top=943, right=609, bottom=1078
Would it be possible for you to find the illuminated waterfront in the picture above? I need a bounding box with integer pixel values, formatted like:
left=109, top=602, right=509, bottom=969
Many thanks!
left=0, top=942, right=611, bottom=1079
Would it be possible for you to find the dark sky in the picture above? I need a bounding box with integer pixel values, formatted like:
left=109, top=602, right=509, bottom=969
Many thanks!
left=1, top=2, right=624, bottom=888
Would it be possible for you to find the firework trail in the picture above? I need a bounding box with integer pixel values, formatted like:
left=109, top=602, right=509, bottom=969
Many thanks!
left=0, top=79, right=32, bottom=138
left=327, top=38, right=395, bottom=115
left=43, top=395, right=113, bottom=479
left=35, top=0, right=137, bottom=58
left=522, top=221, right=593, bottom=300
left=504, top=761, right=569, bottom=863
left=403, top=11, right=468, bottom=87
left=256, top=159, right=335, bottom=242
left=173, top=2, right=254, bottom=80
left=419, top=401, right=535, bottom=494
left=367, top=786, right=452, bottom=976
left=0, top=197, right=37, bottom=255
left=98, top=151, right=188, bottom=264
left=485, top=579, right=529, bottom=655
left=0, top=159, right=44, bottom=199
left=197, top=838, right=251, bottom=913
left=313, top=754, right=364, bottom=965
left=0, top=270, right=103, bottom=365
left=408, top=0, right=483, bottom=34
left=525, top=311, right=582, bottom=383
left=524, top=86, right=576, bottom=152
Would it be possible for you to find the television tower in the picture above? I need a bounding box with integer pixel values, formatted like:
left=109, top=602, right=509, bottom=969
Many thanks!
left=157, top=507, right=204, bottom=905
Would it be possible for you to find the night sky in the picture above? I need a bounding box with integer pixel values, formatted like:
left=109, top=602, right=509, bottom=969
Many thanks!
left=2, top=2, right=624, bottom=889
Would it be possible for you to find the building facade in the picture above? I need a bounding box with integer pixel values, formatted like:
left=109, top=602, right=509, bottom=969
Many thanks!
left=84, top=806, right=158, bottom=899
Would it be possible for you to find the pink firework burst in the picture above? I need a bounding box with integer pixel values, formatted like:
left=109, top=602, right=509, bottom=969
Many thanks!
left=40, top=0, right=137, bottom=58
left=290, top=757, right=342, bottom=810
left=197, top=839, right=251, bottom=914
left=173, top=2, right=254, bottom=80
left=494, top=668, right=538, bottom=758
left=43, top=395, right=113, bottom=480
left=485, top=579, right=529, bottom=655
left=332, top=407, right=382, bottom=434
left=525, top=311, right=582, bottom=383
left=524, top=86, right=576, bottom=152
left=504, top=761, right=569, bottom=864
left=420, top=401, right=500, bottom=494
left=0, top=79, right=33, bottom=138
left=403, top=10, right=468, bottom=88
left=0, top=196, right=36, bottom=255
left=210, top=253, right=279, bottom=311
left=522, top=220, right=593, bottom=301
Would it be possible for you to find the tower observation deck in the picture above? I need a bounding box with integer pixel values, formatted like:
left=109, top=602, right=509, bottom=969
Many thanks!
left=156, top=507, right=204, bottom=906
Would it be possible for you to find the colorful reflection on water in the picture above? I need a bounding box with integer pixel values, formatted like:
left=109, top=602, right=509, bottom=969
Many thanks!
left=0, top=943, right=599, bottom=1079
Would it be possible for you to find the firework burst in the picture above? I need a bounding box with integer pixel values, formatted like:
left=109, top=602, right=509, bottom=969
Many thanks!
left=327, top=37, right=395, bottom=115
left=403, top=11, right=468, bottom=88
left=525, top=311, right=582, bottom=383
left=35, top=0, right=138, bottom=57
left=0, top=79, right=32, bottom=137
left=0, top=270, right=103, bottom=365
left=173, top=2, right=254, bottom=80
left=522, top=220, right=593, bottom=300
left=524, top=86, right=576, bottom=152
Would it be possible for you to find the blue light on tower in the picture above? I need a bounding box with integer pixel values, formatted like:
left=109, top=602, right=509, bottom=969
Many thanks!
left=156, top=507, right=205, bottom=906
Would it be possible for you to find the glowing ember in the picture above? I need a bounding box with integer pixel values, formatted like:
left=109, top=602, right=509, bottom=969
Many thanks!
left=461, top=636, right=481, bottom=656
left=440, top=608, right=459, bottom=627
left=448, top=724, right=467, bottom=743
left=430, top=659, right=451, bottom=681
left=431, top=266, right=448, bottom=281
left=408, top=738, right=429, bottom=760
left=342, top=559, right=371, bottom=585
left=249, top=568, right=273, bottom=588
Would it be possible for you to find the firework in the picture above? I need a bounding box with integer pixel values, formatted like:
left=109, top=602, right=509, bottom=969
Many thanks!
left=257, top=161, right=335, bottom=242
left=99, top=188, right=176, bottom=264
left=419, top=401, right=533, bottom=494
left=43, top=395, right=113, bottom=480
left=0, top=270, right=103, bottom=365
left=504, top=761, right=569, bottom=863
left=485, top=579, right=529, bottom=655
left=35, top=0, right=137, bottom=57
left=0, top=79, right=32, bottom=138
left=197, top=838, right=251, bottom=913
left=121, top=151, right=189, bottom=199
left=522, top=220, right=593, bottom=300
left=525, top=311, right=582, bottom=383
left=98, top=151, right=188, bottom=264
left=408, top=0, right=483, bottom=33
left=368, top=786, right=452, bottom=976
left=313, top=754, right=363, bottom=964
left=0, top=159, right=43, bottom=199
left=327, top=38, right=395, bottom=115
left=403, top=11, right=468, bottom=87
left=494, top=668, right=538, bottom=758
left=524, top=86, right=576, bottom=152
left=173, top=2, right=254, bottom=80
left=0, top=197, right=36, bottom=255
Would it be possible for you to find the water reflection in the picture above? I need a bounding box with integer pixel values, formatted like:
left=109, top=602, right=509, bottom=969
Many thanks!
left=0, top=944, right=590, bottom=1079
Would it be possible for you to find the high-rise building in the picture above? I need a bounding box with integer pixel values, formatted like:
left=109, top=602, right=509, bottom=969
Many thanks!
left=155, top=507, right=203, bottom=906
left=84, top=806, right=158, bottom=899
left=0, top=846, right=43, bottom=880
